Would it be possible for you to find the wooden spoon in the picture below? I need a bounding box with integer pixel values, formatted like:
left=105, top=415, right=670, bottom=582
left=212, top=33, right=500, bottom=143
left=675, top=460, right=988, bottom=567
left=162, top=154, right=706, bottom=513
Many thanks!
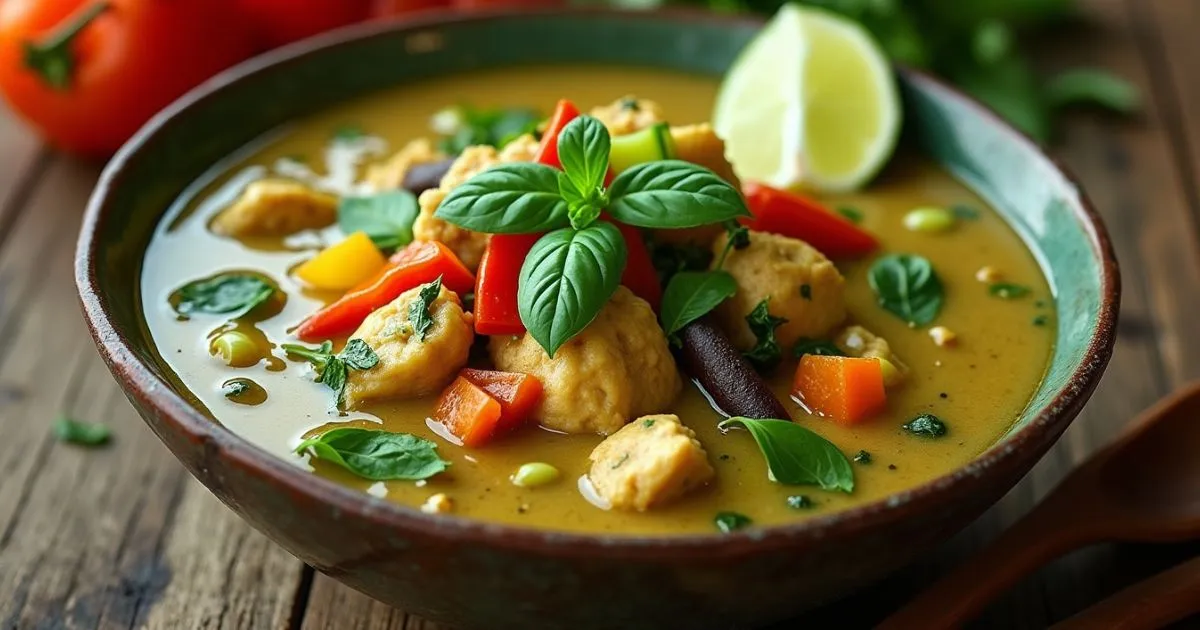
left=880, top=381, right=1200, bottom=629
left=1052, top=554, right=1200, bottom=630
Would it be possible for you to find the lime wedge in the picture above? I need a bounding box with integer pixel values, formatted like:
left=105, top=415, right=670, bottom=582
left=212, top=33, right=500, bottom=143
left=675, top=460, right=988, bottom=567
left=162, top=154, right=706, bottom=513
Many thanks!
left=714, top=5, right=901, bottom=192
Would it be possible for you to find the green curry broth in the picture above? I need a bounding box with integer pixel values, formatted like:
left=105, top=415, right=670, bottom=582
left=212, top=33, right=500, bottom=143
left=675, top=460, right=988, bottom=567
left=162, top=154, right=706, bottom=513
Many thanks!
left=139, top=66, right=1054, bottom=535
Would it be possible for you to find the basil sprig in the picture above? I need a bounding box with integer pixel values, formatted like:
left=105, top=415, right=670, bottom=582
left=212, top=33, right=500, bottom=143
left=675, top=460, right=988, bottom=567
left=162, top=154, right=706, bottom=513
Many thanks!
left=434, top=115, right=748, bottom=356
left=174, top=272, right=275, bottom=318
left=408, top=278, right=442, bottom=342
left=295, top=427, right=448, bottom=481
left=519, top=223, right=626, bottom=356
left=281, top=339, right=380, bottom=407
left=868, top=254, right=944, bottom=326
left=719, top=417, right=854, bottom=493
left=338, top=190, right=419, bottom=251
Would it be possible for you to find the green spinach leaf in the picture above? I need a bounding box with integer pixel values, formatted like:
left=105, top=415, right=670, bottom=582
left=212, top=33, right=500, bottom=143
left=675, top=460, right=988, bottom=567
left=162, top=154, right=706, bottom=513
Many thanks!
left=659, top=270, right=737, bottom=336
left=174, top=273, right=274, bottom=318
left=608, top=160, right=750, bottom=228
left=435, top=162, right=571, bottom=234
left=518, top=223, right=626, bottom=357
left=868, top=254, right=944, bottom=326
left=295, top=427, right=449, bottom=481
left=743, top=299, right=788, bottom=369
left=53, top=416, right=111, bottom=447
left=338, top=191, right=420, bottom=250
left=719, top=417, right=855, bottom=493
left=408, top=278, right=443, bottom=342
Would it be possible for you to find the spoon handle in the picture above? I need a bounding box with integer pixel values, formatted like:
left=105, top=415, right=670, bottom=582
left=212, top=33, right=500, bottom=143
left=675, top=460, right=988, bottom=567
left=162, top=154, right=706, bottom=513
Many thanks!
left=1051, top=555, right=1200, bottom=630
left=879, top=490, right=1103, bottom=629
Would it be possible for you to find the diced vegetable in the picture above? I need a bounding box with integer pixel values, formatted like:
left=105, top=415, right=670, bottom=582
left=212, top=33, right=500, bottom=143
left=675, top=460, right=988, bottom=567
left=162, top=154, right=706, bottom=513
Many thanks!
left=296, top=241, right=474, bottom=341
left=613, top=221, right=662, bottom=310
left=532, top=99, right=582, bottom=169
left=792, top=355, right=887, bottom=425
left=294, top=232, right=387, bottom=291
left=609, top=122, right=675, bottom=173
left=742, top=182, right=878, bottom=258
left=211, top=330, right=261, bottom=368
left=511, top=462, right=560, bottom=487
left=473, top=233, right=541, bottom=335
left=461, top=368, right=543, bottom=431
left=903, top=207, right=956, bottom=233
left=432, top=376, right=503, bottom=448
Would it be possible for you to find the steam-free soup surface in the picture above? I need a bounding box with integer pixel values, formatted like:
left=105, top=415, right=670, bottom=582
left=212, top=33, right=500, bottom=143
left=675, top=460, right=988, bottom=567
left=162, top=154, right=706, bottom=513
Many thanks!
left=141, top=66, right=1053, bottom=534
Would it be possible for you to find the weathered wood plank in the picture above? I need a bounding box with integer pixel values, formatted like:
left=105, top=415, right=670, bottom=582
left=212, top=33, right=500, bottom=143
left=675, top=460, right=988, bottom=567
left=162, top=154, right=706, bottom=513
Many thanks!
left=0, top=104, right=49, bottom=242
left=300, top=575, right=429, bottom=630
left=0, top=153, right=306, bottom=628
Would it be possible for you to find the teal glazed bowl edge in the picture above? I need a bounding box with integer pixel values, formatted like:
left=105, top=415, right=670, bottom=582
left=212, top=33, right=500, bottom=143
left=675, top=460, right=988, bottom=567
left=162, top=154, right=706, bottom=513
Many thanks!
left=75, top=9, right=1118, bottom=629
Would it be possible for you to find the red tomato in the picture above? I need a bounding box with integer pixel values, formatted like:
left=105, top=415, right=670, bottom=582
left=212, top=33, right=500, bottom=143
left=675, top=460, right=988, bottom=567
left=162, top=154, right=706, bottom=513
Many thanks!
left=370, top=0, right=450, bottom=17
left=0, top=0, right=255, bottom=157
left=239, top=0, right=372, bottom=49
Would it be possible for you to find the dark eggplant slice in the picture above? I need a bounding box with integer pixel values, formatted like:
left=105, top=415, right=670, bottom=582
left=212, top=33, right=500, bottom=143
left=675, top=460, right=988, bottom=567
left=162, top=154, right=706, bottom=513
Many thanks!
left=675, top=315, right=791, bottom=420
left=401, top=158, right=455, bottom=195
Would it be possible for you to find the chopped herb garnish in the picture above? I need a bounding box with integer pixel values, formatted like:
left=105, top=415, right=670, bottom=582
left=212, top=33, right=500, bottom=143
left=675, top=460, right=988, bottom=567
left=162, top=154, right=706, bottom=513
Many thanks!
left=173, top=273, right=275, bottom=318
left=619, top=97, right=641, bottom=111
left=719, top=417, right=854, bottom=492
left=903, top=414, right=948, bottom=438
left=53, top=416, right=111, bottom=447
left=223, top=380, right=250, bottom=398
left=1034, top=299, right=1047, bottom=308
left=868, top=254, right=944, bottom=326
left=714, top=511, right=752, bottom=533
left=436, top=105, right=542, bottom=155
left=643, top=418, right=656, bottom=428
left=610, top=453, right=630, bottom=469
left=295, top=427, right=448, bottom=481
left=786, top=495, right=814, bottom=510
left=333, top=125, right=364, bottom=142
left=280, top=339, right=380, bottom=407
left=951, top=204, right=981, bottom=221
left=838, top=206, right=864, bottom=223
left=743, top=299, right=788, bottom=369
left=853, top=450, right=872, bottom=464
left=1033, top=315, right=1050, bottom=327
left=989, top=282, right=1032, bottom=299
left=408, top=278, right=443, bottom=342
left=793, top=338, right=845, bottom=359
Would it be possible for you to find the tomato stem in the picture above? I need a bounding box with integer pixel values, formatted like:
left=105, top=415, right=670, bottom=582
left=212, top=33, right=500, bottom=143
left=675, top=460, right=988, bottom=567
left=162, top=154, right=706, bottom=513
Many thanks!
left=22, top=1, right=110, bottom=90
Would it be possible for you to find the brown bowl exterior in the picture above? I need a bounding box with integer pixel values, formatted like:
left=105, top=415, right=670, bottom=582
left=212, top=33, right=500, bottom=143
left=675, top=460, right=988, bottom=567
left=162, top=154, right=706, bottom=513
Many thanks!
left=76, top=9, right=1118, bottom=629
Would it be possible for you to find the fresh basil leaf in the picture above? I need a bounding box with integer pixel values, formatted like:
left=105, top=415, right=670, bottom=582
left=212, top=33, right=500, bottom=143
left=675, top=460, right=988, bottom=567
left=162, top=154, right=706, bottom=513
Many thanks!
left=435, top=163, right=570, bottom=234
left=567, top=201, right=603, bottom=231
left=174, top=273, right=274, bottom=317
left=408, top=277, right=443, bottom=342
left=340, top=338, right=380, bottom=370
left=719, top=417, right=854, bottom=493
left=714, top=511, right=752, bottom=533
left=557, top=115, right=611, bottom=202
left=608, top=160, right=750, bottom=228
left=743, top=299, right=788, bottom=369
left=281, top=339, right=379, bottom=407
left=793, top=338, right=845, bottom=358
left=518, top=223, right=627, bottom=357
left=295, top=427, right=449, bottom=481
left=53, top=416, right=111, bottom=447
left=660, top=270, right=737, bottom=336
left=988, top=282, right=1031, bottom=299
left=868, top=254, right=944, bottom=326
left=1045, top=69, right=1139, bottom=114
left=903, top=414, right=948, bottom=438
left=338, top=191, right=419, bottom=250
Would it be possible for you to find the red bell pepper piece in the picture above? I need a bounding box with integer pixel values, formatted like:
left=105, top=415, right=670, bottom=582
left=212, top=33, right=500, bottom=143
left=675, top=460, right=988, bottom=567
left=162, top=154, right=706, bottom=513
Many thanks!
left=432, top=376, right=504, bottom=448
left=296, top=241, right=474, bottom=341
left=612, top=222, right=661, bottom=310
left=473, top=233, right=542, bottom=335
left=533, top=99, right=582, bottom=169
left=461, top=368, right=543, bottom=432
left=742, top=182, right=878, bottom=259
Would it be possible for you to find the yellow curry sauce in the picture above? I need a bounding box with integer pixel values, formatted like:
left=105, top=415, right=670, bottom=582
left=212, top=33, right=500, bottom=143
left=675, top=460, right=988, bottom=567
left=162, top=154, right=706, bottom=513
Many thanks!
left=140, top=66, right=1054, bottom=534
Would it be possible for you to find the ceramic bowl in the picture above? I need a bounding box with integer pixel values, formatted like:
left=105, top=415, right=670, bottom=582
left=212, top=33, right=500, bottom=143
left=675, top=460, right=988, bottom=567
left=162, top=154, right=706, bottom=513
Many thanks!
left=76, top=9, right=1118, bottom=629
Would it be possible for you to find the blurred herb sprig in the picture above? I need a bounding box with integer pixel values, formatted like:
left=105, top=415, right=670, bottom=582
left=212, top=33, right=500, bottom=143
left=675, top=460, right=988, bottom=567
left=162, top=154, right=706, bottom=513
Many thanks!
left=623, top=0, right=1138, bottom=142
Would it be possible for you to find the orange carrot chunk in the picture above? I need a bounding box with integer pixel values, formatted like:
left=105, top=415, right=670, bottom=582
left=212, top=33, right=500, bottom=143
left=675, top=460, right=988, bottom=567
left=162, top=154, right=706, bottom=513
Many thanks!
left=433, top=376, right=503, bottom=448
left=793, top=355, right=887, bottom=425
left=460, top=368, right=544, bottom=432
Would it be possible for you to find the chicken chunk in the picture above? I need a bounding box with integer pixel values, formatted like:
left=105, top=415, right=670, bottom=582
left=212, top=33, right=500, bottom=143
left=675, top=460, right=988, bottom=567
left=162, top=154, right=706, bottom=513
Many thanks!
left=411, top=135, right=542, bottom=270
left=365, top=138, right=445, bottom=192
left=342, top=284, right=473, bottom=409
left=488, top=287, right=682, bottom=435
left=835, top=325, right=909, bottom=387
left=590, top=96, right=665, bottom=136
left=210, top=179, right=337, bottom=237
left=588, top=414, right=714, bottom=511
left=713, top=230, right=847, bottom=351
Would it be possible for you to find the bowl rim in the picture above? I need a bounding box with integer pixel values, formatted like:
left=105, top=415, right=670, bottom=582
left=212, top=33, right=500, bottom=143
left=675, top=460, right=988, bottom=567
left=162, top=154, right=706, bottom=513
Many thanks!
left=75, top=6, right=1119, bottom=557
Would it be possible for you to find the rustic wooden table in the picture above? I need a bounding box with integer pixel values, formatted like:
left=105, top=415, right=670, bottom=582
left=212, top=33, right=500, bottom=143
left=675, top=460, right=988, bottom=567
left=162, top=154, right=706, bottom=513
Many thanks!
left=2, top=1, right=1199, bottom=627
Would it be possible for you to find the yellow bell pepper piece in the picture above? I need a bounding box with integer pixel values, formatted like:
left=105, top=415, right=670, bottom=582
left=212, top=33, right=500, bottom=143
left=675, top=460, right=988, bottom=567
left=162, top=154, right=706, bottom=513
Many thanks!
left=294, top=232, right=387, bottom=291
